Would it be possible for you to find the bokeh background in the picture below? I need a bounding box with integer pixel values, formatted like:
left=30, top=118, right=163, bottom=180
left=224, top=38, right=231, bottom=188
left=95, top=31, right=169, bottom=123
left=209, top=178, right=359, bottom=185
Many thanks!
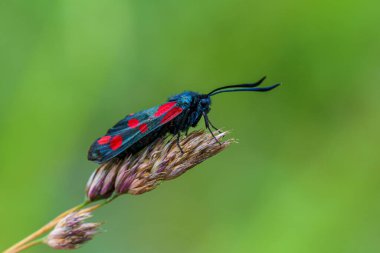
left=1, top=0, right=380, bottom=252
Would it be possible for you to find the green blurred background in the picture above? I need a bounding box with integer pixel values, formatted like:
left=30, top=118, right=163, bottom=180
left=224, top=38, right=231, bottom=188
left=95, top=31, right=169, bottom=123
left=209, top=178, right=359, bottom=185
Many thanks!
left=1, top=0, right=380, bottom=252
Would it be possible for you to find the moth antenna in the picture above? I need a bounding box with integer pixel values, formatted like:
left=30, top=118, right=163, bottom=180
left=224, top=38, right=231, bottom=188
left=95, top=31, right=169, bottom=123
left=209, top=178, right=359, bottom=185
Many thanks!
left=209, top=83, right=280, bottom=96
left=208, top=76, right=266, bottom=96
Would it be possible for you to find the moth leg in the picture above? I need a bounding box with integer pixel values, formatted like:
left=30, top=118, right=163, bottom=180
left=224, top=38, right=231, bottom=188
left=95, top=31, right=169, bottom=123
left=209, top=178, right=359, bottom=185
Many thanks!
left=181, top=109, right=190, bottom=136
left=176, top=132, right=184, bottom=154
left=165, top=132, right=176, bottom=145
left=203, top=113, right=222, bottom=145
left=208, top=119, right=222, bottom=133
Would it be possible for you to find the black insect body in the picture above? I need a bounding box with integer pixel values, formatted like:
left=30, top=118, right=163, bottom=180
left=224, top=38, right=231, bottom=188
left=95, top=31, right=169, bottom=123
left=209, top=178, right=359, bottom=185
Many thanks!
left=88, top=77, right=280, bottom=164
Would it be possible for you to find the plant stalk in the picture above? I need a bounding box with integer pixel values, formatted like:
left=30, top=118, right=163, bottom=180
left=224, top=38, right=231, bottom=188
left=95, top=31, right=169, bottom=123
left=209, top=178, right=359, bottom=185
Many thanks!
left=3, top=202, right=88, bottom=253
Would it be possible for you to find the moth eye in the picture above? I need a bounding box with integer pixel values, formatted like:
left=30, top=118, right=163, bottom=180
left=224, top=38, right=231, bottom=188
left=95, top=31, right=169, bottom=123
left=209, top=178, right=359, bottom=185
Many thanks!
left=200, top=99, right=208, bottom=106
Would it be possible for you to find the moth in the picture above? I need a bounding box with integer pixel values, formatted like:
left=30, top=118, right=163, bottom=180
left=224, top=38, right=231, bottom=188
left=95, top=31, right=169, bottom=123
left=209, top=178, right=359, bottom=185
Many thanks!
left=88, top=77, right=280, bottom=164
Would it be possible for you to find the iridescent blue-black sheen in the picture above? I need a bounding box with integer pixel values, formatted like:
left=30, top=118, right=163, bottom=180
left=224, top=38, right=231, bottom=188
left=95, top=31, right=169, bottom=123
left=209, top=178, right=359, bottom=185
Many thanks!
left=88, top=77, right=280, bottom=164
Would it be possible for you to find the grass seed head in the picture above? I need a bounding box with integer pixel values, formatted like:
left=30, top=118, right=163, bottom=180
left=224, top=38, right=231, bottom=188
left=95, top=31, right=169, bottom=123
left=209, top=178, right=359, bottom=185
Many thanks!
left=86, top=130, right=233, bottom=201
left=44, top=211, right=101, bottom=250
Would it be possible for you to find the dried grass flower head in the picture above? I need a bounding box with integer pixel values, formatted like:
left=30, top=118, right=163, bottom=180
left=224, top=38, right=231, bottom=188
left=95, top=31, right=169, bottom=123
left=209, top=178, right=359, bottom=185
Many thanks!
left=43, top=211, right=101, bottom=250
left=86, top=130, right=233, bottom=201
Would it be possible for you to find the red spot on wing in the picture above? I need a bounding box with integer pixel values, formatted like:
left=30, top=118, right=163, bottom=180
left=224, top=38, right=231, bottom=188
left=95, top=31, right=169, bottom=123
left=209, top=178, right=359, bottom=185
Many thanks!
left=97, top=135, right=111, bottom=145
left=128, top=118, right=140, bottom=128
left=110, top=135, right=123, bottom=150
left=160, top=107, right=183, bottom=124
left=154, top=102, right=176, bottom=117
left=139, top=123, right=148, bottom=133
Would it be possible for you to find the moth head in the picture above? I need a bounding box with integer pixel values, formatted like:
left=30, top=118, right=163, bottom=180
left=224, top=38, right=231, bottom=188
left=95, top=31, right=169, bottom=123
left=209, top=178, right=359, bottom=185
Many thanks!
left=198, top=95, right=211, bottom=114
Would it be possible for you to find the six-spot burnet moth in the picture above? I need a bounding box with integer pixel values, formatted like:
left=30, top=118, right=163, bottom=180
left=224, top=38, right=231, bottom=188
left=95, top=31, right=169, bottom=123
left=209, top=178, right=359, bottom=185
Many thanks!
left=88, top=76, right=280, bottom=164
